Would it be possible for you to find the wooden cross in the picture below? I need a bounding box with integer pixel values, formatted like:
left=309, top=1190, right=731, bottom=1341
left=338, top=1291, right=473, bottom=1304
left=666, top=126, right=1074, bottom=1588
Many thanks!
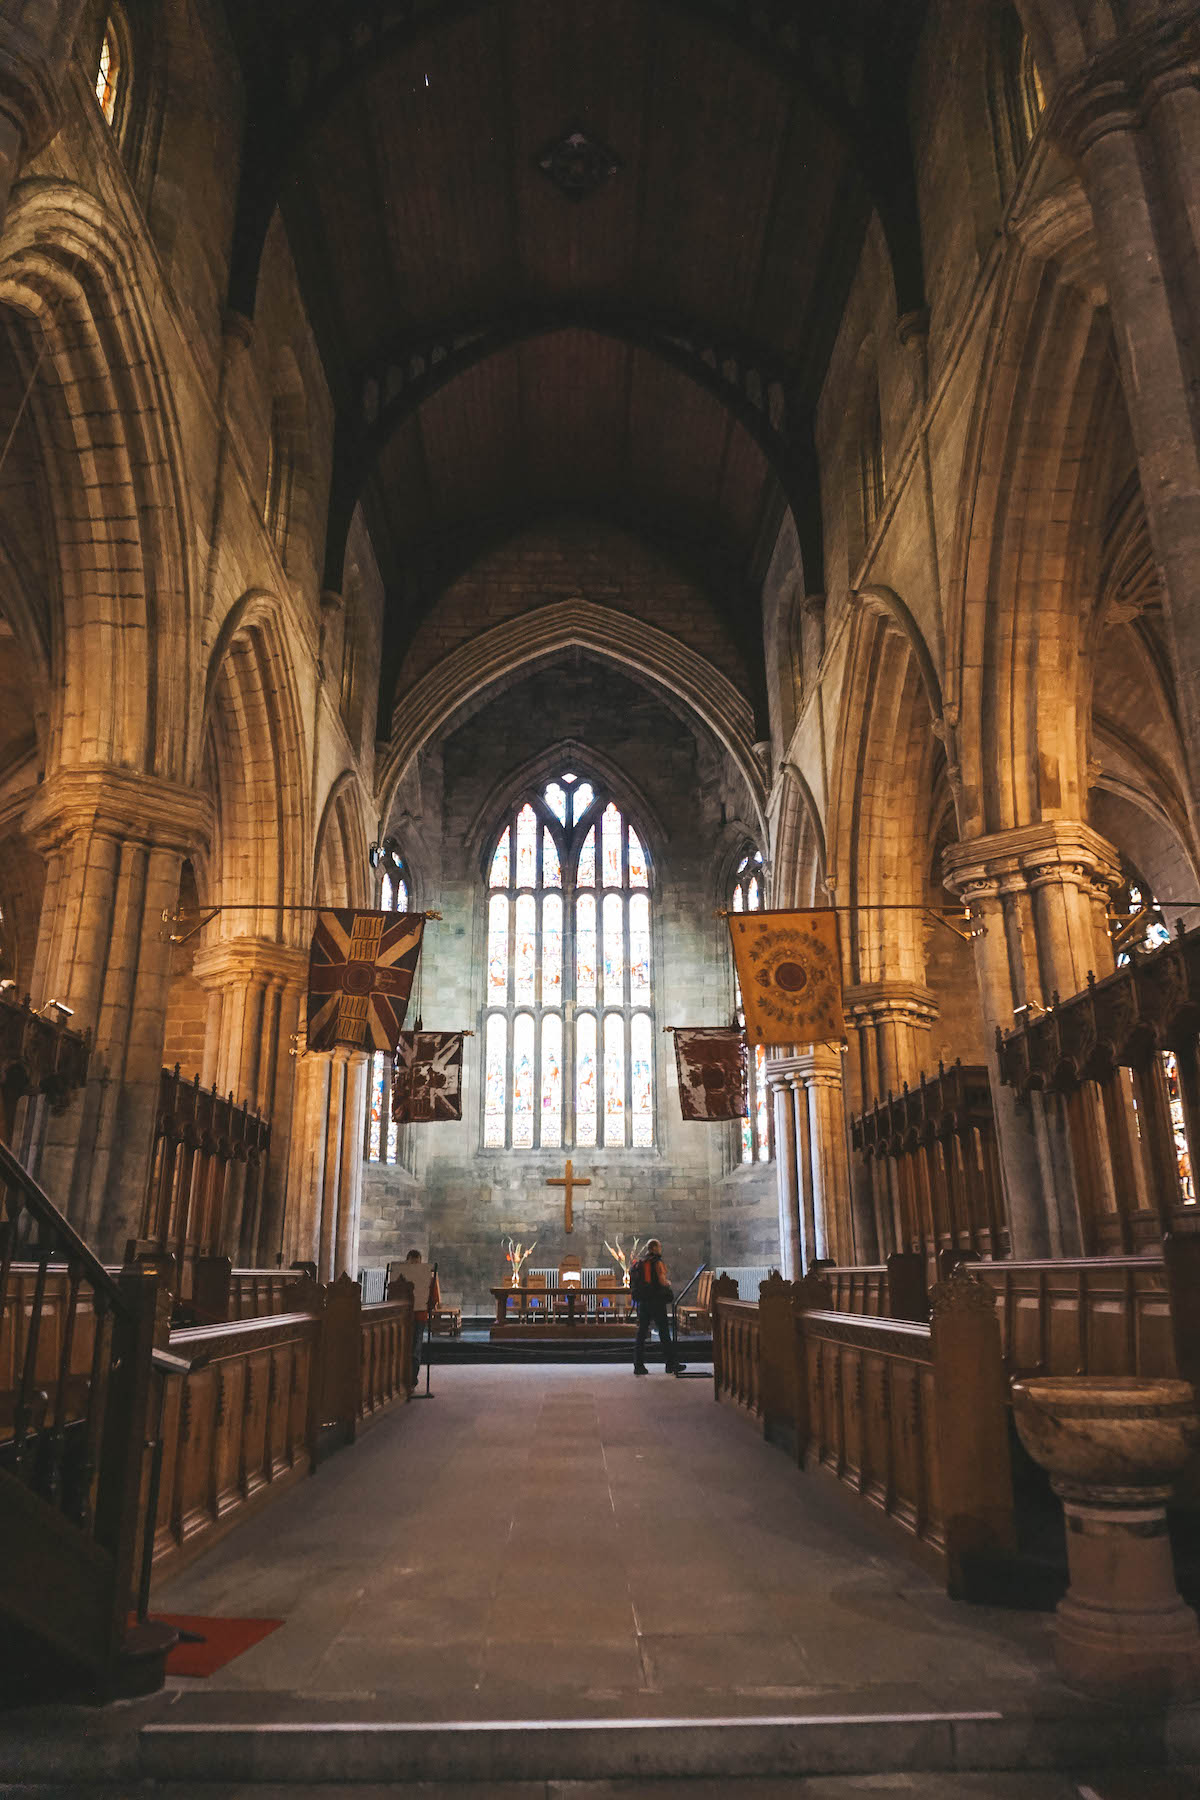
left=546, top=1158, right=591, bottom=1233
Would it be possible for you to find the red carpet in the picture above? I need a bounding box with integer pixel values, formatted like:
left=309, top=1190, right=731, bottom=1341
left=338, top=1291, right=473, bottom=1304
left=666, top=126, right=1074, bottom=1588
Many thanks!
left=150, top=1614, right=283, bottom=1677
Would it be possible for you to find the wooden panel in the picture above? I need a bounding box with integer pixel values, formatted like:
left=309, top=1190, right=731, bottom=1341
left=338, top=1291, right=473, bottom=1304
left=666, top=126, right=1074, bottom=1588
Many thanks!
left=151, top=1314, right=321, bottom=1584
left=972, top=1257, right=1175, bottom=1379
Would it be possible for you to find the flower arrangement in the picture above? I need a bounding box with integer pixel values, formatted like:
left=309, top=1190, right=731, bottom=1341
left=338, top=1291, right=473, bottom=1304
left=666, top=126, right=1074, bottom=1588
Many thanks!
left=603, top=1233, right=648, bottom=1289
left=503, top=1236, right=537, bottom=1287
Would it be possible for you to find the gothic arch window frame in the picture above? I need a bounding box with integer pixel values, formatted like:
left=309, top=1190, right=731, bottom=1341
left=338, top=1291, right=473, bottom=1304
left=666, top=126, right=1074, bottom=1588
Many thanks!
left=92, top=5, right=135, bottom=144
left=365, top=843, right=415, bottom=1165
left=987, top=5, right=1046, bottom=197
left=481, top=768, right=656, bottom=1154
left=729, top=844, right=774, bottom=1166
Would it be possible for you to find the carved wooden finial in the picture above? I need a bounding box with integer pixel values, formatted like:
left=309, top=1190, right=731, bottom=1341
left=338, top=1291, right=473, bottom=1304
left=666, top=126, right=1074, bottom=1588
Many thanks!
left=929, top=1262, right=995, bottom=1318
left=795, top=1269, right=834, bottom=1310
left=759, top=1269, right=791, bottom=1301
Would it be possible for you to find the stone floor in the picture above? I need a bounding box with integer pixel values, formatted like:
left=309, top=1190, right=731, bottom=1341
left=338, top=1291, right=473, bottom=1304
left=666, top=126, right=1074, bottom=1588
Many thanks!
left=153, top=1363, right=1057, bottom=1719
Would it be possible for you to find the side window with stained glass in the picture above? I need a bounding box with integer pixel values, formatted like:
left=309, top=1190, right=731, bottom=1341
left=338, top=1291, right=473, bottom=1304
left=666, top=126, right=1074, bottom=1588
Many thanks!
left=1116, top=879, right=1195, bottom=1207
left=483, top=773, right=654, bottom=1149
left=731, top=850, right=772, bottom=1164
left=366, top=858, right=411, bottom=1164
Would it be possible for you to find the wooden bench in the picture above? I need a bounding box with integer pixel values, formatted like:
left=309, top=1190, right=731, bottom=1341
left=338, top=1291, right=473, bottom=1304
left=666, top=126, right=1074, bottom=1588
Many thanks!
left=429, top=1305, right=462, bottom=1337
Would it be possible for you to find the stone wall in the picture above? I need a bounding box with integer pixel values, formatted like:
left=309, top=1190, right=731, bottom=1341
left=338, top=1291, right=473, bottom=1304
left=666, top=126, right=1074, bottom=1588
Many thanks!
left=360, top=656, right=774, bottom=1309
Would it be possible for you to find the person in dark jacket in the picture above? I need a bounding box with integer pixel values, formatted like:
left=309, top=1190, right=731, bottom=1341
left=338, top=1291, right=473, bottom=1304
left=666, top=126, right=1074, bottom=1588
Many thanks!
left=632, top=1239, right=686, bottom=1375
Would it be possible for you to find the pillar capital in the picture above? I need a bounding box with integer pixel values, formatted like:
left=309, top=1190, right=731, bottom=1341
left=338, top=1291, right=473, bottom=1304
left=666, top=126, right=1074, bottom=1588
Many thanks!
left=941, top=821, right=1122, bottom=906
left=23, top=767, right=213, bottom=859
left=843, top=980, right=939, bottom=1032
left=765, top=1043, right=844, bottom=1088
left=192, top=936, right=310, bottom=993
left=1043, top=8, right=1200, bottom=158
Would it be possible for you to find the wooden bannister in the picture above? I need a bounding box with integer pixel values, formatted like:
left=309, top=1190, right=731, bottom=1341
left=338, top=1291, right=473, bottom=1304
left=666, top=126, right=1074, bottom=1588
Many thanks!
left=850, top=1061, right=1007, bottom=1262
left=0, top=1138, right=171, bottom=1698
left=713, top=1267, right=1016, bottom=1598
left=142, top=1067, right=271, bottom=1295
left=997, top=925, right=1200, bottom=1252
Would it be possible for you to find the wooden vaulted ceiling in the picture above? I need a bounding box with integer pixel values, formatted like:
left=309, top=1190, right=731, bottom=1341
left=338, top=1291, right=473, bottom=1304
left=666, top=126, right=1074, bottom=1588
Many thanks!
left=226, top=0, right=928, bottom=716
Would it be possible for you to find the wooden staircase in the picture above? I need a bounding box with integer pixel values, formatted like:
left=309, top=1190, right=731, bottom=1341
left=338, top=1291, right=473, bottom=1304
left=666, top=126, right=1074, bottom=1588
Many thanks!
left=0, top=1139, right=175, bottom=1701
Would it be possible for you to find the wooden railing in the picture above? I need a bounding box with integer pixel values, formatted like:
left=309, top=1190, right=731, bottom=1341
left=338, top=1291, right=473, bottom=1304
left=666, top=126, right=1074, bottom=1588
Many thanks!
left=0, top=1139, right=165, bottom=1695
left=814, top=1252, right=929, bottom=1321
left=713, top=1270, right=1019, bottom=1597
left=142, top=1067, right=271, bottom=1295
left=850, top=1061, right=1007, bottom=1262
left=712, top=1281, right=761, bottom=1417
left=148, top=1275, right=414, bottom=1582
left=997, top=924, right=1200, bottom=1252
left=150, top=1311, right=320, bottom=1581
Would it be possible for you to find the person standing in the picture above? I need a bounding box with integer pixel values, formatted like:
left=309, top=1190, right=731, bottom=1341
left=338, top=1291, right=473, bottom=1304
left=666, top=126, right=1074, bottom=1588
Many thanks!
left=403, top=1248, right=439, bottom=1387
left=631, top=1239, right=686, bottom=1375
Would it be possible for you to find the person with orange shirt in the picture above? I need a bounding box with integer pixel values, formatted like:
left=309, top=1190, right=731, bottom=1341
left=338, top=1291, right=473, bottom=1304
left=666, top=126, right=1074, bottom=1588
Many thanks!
left=630, top=1238, right=686, bottom=1376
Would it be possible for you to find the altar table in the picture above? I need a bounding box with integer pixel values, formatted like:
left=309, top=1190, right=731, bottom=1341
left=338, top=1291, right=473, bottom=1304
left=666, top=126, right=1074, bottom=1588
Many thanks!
left=489, top=1284, right=636, bottom=1339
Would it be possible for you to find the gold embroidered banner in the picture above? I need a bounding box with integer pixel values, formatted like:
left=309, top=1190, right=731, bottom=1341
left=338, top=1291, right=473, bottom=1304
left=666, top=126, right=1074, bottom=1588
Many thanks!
left=727, top=909, right=844, bottom=1047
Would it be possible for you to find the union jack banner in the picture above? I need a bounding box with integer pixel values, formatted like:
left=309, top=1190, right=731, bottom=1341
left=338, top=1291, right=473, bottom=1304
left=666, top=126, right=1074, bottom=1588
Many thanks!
left=392, top=1031, right=464, bottom=1123
left=306, top=910, right=424, bottom=1053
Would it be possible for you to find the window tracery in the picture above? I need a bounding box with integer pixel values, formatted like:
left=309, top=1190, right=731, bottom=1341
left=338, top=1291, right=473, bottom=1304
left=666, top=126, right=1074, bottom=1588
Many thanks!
left=95, top=17, right=123, bottom=125
left=366, top=853, right=410, bottom=1164
left=731, top=849, right=772, bottom=1163
left=484, top=773, right=653, bottom=1151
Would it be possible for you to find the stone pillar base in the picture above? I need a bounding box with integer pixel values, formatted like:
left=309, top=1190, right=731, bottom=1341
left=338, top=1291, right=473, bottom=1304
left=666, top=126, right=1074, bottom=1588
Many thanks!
left=1054, top=1484, right=1200, bottom=1702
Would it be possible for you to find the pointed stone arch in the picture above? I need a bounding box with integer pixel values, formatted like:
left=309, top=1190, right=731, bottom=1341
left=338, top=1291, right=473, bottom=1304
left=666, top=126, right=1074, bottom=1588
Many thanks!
left=313, top=769, right=372, bottom=910
left=0, top=179, right=196, bottom=779
left=202, top=592, right=310, bottom=944
left=945, top=182, right=1118, bottom=839
left=378, top=597, right=767, bottom=840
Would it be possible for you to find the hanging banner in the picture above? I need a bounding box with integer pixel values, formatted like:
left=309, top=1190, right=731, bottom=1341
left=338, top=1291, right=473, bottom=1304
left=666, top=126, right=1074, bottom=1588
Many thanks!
left=727, top=909, right=844, bottom=1047
left=673, top=1027, right=748, bottom=1121
left=392, top=1031, right=465, bottom=1123
left=306, top=910, right=424, bottom=1053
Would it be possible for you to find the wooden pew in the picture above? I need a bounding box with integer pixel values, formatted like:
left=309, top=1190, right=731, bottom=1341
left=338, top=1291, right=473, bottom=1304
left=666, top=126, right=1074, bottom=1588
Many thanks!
left=811, top=1253, right=929, bottom=1322
left=714, top=1270, right=1018, bottom=1598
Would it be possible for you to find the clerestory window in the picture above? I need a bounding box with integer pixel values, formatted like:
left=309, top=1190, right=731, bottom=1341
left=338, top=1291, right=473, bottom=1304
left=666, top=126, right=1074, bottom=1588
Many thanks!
left=731, top=850, right=773, bottom=1163
left=365, top=852, right=410, bottom=1163
left=483, top=773, right=654, bottom=1150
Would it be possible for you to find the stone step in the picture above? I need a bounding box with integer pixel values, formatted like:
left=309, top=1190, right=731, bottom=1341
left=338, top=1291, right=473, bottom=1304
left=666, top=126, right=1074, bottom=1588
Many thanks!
left=8, top=1707, right=1199, bottom=1789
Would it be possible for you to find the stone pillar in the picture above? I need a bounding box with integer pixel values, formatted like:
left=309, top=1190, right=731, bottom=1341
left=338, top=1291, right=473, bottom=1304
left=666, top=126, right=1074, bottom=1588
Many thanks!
left=843, top=981, right=939, bottom=1264
left=1047, top=17, right=1200, bottom=817
left=769, top=1071, right=801, bottom=1278
left=943, top=822, right=1121, bottom=1258
left=0, top=1, right=84, bottom=227
left=765, top=1047, right=853, bottom=1266
left=285, top=1036, right=368, bottom=1282
left=22, top=768, right=212, bottom=1258
left=192, top=936, right=307, bottom=1265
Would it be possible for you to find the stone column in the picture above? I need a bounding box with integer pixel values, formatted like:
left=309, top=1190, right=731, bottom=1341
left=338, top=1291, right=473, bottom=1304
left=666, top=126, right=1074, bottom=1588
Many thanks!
left=192, top=936, right=307, bottom=1265
left=1047, top=17, right=1200, bottom=817
left=285, top=1036, right=368, bottom=1282
left=943, top=822, right=1121, bottom=1258
left=843, top=981, right=939, bottom=1263
left=0, top=1, right=84, bottom=227
left=22, top=768, right=212, bottom=1258
left=768, top=1068, right=802, bottom=1277
left=765, top=1047, right=853, bottom=1266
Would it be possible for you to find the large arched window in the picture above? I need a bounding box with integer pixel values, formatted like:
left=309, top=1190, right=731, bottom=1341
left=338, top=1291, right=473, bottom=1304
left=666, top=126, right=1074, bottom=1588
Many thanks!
left=483, top=771, right=654, bottom=1150
left=731, top=850, right=772, bottom=1164
left=366, top=852, right=410, bottom=1163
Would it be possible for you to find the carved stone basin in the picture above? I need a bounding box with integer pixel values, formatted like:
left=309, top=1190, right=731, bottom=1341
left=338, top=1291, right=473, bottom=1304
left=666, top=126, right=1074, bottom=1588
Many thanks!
left=1011, top=1376, right=1200, bottom=1495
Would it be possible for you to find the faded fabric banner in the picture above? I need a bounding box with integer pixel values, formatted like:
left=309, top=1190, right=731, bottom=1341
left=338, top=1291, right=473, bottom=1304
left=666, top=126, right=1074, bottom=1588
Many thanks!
left=673, top=1027, right=747, bottom=1121
left=392, top=1031, right=464, bottom=1123
left=727, top=909, right=844, bottom=1047
left=306, top=911, right=424, bottom=1053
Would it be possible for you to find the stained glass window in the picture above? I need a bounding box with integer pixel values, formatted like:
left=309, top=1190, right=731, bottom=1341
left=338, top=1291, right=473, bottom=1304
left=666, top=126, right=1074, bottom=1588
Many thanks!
left=366, top=851, right=411, bottom=1164
left=731, top=849, right=773, bottom=1165
left=1117, top=880, right=1195, bottom=1204
left=95, top=18, right=122, bottom=125
left=483, top=770, right=654, bottom=1148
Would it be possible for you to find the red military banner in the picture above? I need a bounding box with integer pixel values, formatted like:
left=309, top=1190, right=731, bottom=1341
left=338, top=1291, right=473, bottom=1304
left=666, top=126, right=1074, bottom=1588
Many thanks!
left=392, top=1031, right=464, bottom=1123
left=673, top=1027, right=748, bottom=1121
